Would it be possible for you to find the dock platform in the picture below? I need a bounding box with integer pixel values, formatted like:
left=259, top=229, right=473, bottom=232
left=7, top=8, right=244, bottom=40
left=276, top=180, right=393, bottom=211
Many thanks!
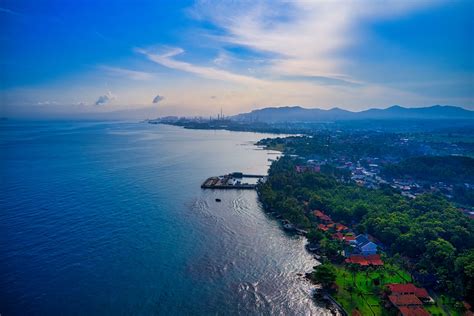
left=201, top=172, right=266, bottom=190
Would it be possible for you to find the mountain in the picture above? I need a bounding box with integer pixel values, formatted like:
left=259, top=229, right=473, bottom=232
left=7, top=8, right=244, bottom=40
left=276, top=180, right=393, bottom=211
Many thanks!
left=231, top=105, right=474, bottom=123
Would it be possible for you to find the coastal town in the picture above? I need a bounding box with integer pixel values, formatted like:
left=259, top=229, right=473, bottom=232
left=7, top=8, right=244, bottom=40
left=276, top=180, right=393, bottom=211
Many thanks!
left=197, top=150, right=473, bottom=315
left=258, top=133, right=474, bottom=216
left=309, top=208, right=435, bottom=316
left=259, top=159, right=473, bottom=315
left=256, top=134, right=473, bottom=316
left=172, top=114, right=474, bottom=316
left=293, top=158, right=474, bottom=219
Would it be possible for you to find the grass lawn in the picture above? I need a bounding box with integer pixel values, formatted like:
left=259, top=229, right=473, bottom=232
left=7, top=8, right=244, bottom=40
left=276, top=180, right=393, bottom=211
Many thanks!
left=333, top=263, right=466, bottom=316
left=425, top=295, right=464, bottom=316
left=333, top=263, right=412, bottom=315
left=425, top=304, right=463, bottom=316
left=425, top=304, right=448, bottom=316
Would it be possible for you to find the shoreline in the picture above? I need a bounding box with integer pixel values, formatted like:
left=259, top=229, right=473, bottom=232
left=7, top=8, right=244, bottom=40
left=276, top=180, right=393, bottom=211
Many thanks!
left=180, top=122, right=340, bottom=313
left=154, top=123, right=468, bottom=315
left=148, top=121, right=306, bottom=136
left=251, top=143, right=347, bottom=315
left=256, top=154, right=470, bottom=316
left=257, top=189, right=348, bottom=316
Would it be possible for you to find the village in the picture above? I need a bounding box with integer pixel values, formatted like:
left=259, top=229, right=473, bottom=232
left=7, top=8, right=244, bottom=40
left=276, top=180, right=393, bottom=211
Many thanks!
left=258, top=154, right=474, bottom=315
left=295, top=158, right=474, bottom=218
left=306, top=208, right=438, bottom=316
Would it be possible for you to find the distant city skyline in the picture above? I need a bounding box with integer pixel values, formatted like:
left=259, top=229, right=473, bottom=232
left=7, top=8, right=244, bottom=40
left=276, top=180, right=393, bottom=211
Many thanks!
left=1, top=0, right=473, bottom=119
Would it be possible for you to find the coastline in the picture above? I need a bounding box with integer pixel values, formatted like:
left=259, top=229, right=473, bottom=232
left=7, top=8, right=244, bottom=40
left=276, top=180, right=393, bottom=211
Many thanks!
left=148, top=120, right=306, bottom=135
left=256, top=177, right=347, bottom=316
left=148, top=122, right=470, bottom=315
left=252, top=140, right=348, bottom=315
left=256, top=152, right=470, bottom=316
left=153, top=121, right=347, bottom=314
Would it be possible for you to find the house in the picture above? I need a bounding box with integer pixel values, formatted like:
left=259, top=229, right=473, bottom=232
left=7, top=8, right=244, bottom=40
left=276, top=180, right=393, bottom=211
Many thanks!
left=413, top=288, right=430, bottom=302
left=296, top=165, right=320, bottom=173
left=345, top=255, right=369, bottom=266
left=389, top=294, right=422, bottom=307
left=351, top=234, right=379, bottom=255
left=313, top=210, right=332, bottom=223
left=365, top=254, right=384, bottom=266
left=463, top=302, right=474, bottom=316
left=345, top=254, right=383, bottom=266
left=332, top=232, right=345, bottom=241
left=317, top=224, right=329, bottom=231
left=387, top=284, right=418, bottom=296
left=335, top=223, right=349, bottom=232
left=387, top=283, right=432, bottom=315
left=344, top=235, right=356, bottom=243
left=387, top=284, right=432, bottom=303
left=397, top=306, right=430, bottom=316
left=388, top=295, right=430, bottom=316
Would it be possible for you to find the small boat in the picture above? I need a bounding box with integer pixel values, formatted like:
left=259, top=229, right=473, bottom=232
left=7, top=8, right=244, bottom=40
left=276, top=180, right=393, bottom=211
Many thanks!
left=215, top=198, right=222, bottom=202
left=283, top=223, right=295, bottom=231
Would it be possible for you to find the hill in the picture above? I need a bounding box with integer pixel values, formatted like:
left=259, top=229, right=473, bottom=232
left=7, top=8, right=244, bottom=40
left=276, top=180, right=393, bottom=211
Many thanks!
left=232, top=105, right=473, bottom=122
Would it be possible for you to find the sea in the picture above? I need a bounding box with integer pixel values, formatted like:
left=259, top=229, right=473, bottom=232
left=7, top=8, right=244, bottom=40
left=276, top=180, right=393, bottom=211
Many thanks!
left=0, top=121, right=329, bottom=315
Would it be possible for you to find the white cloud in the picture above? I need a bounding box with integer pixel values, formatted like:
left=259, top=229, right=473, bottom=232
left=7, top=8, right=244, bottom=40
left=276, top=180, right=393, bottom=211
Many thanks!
left=136, top=0, right=442, bottom=95
left=36, top=100, right=58, bottom=106
left=136, top=47, right=266, bottom=86
left=152, top=94, right=165, bottom=104
left=95, top=91, right=115, bottom=106
left=190, top=0, right=443, bottom=80
left=101, top=66, right=154, bottom=81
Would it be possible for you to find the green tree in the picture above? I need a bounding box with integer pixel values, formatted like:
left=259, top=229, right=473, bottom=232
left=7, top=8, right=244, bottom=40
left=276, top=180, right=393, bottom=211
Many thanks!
left=455, top=250, right=474, bottom=304
left=311, top=263, right=336, bottom=289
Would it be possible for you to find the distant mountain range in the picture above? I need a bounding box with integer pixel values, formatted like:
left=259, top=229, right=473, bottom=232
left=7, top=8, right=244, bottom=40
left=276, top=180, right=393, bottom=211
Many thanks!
left=231, top=105, right=474, bottom=123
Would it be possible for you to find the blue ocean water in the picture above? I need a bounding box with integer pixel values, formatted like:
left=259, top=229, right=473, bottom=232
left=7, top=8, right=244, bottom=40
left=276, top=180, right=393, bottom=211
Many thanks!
left=0, top=121, right=327, bottom=315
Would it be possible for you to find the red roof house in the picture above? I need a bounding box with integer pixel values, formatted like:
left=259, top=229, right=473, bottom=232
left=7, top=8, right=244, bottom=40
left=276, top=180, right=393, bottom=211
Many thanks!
left=345, top=255, right=369, bottom=266
left=313, top=210, right=332, bottom=222
left=317, top=224, right=329, bottom=231
left=387, top=284, right=418, bottom=296
left=414, top=288, right=430, bottom=300
left=345, top=254, right=383, bottom=266
left=335, top=223, right=349, bottom=232
left=398, top=306, right=430, bottom=316
left=389, top=294, right=422, bottom=307
left=387, top=284, right=430, bottom=298
left=366, top=254, right=384, bottom=266
left=344, top=235, right=356, bottom=243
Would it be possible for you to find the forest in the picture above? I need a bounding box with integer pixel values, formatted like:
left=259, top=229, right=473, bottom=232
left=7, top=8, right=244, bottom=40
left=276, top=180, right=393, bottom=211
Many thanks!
left=258, top=156, right=474, bottom=303
left=382, top=156, right=474, bottom=184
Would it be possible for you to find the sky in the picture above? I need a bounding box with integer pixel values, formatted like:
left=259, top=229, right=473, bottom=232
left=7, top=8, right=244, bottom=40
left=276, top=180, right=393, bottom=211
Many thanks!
left=0, top=0, right=473, bottom=119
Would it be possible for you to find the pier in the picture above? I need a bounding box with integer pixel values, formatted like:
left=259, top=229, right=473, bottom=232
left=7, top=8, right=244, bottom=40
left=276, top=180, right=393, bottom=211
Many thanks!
left=201, top=172, right=266, bottom=189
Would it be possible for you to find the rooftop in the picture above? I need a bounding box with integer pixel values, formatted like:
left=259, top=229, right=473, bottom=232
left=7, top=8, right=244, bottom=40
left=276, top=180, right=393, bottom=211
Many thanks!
left=389, top=294, right=423, bottom=307
left=398, top=306, right=430, bottom=316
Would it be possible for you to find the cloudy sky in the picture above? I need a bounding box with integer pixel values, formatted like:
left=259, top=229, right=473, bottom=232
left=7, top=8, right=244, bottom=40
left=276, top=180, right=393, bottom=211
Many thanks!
left=1, top=0, right=473, bottom=118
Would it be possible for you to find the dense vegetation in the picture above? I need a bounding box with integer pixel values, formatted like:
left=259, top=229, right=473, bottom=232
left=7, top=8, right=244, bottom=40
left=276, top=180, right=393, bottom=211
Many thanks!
left=383, top=155, right=474, bottom=207
left=257, top=134, right=422, bottom=161
left=382, top=156, right=474, bottom=184
left=257, top=128, right=474, bottom=160
left=258, top=156, right=474, bottom=303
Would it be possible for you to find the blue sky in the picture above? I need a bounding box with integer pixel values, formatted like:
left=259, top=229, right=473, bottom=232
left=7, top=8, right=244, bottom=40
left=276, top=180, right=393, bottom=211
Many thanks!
left=1, top=0, right=473, bottom=118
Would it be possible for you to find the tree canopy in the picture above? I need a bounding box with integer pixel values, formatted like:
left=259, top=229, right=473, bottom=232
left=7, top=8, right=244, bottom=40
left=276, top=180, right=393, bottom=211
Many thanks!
left=258, top=156, right=474, bottom=301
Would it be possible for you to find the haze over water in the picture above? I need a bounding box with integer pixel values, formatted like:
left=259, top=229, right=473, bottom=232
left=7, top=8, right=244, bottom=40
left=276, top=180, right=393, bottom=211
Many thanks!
left=1, top=121, right=328, bottom=315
